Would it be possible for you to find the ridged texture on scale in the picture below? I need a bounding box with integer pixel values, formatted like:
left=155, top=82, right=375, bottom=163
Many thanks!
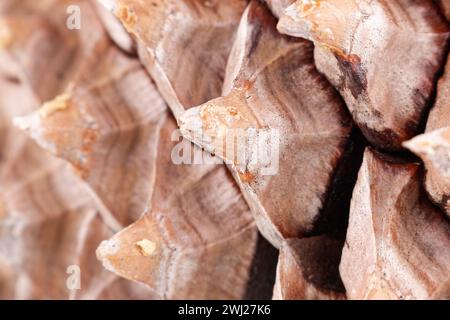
left=179, top=1, right=353, bottom=247
left=100, top=0, right=249, bottom=118
left=340, top=149, right=450, bottom=300
left=15, top=48, right=168, bottom=228
left=0, top=0, right=110, bottom=102
left=278, top=0, right=450, bottom=150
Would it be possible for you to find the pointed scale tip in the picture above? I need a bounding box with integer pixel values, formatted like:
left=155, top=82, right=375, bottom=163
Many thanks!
left=403, top=128, right=450, bottom=158
left=96, top=238, right=121, bottom=274
left=12, top=93, right=75, bottom=154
